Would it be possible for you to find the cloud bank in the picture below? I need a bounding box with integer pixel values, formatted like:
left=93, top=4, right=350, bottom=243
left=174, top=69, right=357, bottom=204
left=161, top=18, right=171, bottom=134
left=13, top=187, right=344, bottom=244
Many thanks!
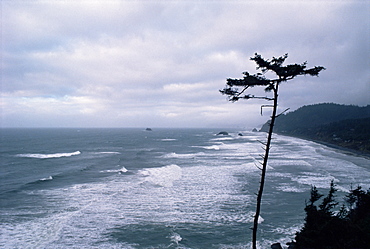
left=1, top=1, right=369, bottom=128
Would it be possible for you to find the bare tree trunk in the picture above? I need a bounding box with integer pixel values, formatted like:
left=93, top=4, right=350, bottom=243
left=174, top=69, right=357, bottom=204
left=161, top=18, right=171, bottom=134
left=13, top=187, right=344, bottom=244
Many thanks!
left=252, top=84, right=279, bottom=249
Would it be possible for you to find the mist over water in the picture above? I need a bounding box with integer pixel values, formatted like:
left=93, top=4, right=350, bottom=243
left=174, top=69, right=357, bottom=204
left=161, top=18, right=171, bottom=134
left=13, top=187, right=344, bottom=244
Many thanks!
left=1, top=128, right=369, bottom=248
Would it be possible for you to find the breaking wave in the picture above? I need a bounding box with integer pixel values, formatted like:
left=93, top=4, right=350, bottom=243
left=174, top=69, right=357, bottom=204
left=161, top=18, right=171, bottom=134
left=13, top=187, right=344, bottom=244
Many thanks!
left=138, top=164, right=182, bottom=187
left=100, top=167, right=128, bottom=174
left=161, top=152, right=206, bottom=159
left=98, top=151, right=120, bottom=154
left=17, top=151, right=81, bottom=159
left=40, top=176, right=53, bottom=181
left=192, top=144, right=221, bottom=150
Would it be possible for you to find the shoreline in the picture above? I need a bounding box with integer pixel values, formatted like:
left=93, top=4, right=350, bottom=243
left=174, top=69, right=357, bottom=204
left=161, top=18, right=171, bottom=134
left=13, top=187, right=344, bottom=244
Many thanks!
left=274, top=132, right=370, bottom=160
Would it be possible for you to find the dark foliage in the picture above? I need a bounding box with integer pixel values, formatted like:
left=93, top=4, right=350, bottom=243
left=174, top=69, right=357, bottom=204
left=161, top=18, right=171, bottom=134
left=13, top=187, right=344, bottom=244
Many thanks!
left=260, top=103, right=370, bottom=153
left=261, top=103, right=370, bottom=132
left=295, top=181, right=370, bottom=249
left=220, top=53, right=325, bottom=101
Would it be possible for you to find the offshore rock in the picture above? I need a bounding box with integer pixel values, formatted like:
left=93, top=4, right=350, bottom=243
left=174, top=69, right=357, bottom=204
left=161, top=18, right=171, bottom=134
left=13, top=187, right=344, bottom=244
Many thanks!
left=217, top=131, right=229, bottom=135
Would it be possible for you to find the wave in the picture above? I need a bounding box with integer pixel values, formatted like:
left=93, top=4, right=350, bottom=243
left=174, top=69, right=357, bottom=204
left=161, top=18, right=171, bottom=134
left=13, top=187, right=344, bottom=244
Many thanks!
left=100, top=167, right=128, bottom=174
left=92, top=152, right=121, bottom=155
left=17, top=151, right=81, bottom=159
left=168, top=232, right=182, bottom=245
left=161, top=152, right=206, bottom=159
left=192, top=144, right=221, bottom=150
left=138, top=164, right=182, bottom=187
left=24, top=175, right=56, bottom=187
left=160, top=139, right=177, bottom=142
left=211, top=137, right=234, bottom=141
left=203, top=145, right=220, bottom=150
left=40, top=176, right=53, bottom=181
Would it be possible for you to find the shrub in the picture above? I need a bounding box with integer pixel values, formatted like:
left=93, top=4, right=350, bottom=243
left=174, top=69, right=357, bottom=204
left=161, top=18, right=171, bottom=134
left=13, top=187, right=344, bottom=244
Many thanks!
left=295, top=181, right=370, bottom=249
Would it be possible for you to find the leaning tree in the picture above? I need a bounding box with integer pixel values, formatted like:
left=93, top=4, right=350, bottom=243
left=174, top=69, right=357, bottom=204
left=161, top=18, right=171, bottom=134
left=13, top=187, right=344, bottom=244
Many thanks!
left=220, top=53, right=325, bottom=249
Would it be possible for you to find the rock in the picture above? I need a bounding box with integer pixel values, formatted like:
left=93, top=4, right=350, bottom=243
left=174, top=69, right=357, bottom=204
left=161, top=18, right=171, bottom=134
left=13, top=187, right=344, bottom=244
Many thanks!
left=286, top=241, right=297, bottom=249
left=252, top=128, right=258, bottom=132
left=238, top=133, right=243, bottom=136
left=145, top=128, right=152, bottom=131
left=217, top=131, right=229, bottom=135
left=271, top=243, right=283, bottom=249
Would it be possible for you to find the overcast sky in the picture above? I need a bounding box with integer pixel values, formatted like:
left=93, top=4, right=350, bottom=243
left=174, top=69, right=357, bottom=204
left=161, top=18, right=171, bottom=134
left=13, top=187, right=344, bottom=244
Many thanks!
left=1, top=0, right=369, bottom=128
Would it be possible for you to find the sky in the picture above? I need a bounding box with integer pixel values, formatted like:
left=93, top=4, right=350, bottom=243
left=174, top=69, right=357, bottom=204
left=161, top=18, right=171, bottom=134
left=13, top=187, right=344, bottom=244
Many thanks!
left=1, top=0, right=369, bottom=128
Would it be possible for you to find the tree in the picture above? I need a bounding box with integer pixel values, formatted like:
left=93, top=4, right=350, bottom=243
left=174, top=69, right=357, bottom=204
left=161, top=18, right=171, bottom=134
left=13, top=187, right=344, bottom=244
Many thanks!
left=295, top=182, right=370, bottom=248
left=220, top=53, right=325, bottom=249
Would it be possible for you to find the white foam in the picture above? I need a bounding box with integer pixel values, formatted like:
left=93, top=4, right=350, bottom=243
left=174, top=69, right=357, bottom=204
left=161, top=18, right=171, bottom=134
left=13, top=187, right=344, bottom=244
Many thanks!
left=212, top=211, right=264, bottom=224
left=0, top=208, right=80, bottom=248
left=276, top=183, right=305, bottom=193
left=168, top=232, right=182, bottom=245
left=0, top=158, right=266, bottom=248
left=269, top=159, right=312, bottom=167
left=17, top=151, right=81, bottom=159
left=93, top=151, right=121, bottom=155
left=244, top=212, right=264, bottom=224
left=271, top=224, right=303, bottom=236
left=216, top=142, right=261, bottom=155
left=241, top=162, right=262, bottom=171
left=40, top=176, right=53, bottom=181
left=160, top=139, right=177, bottom=141
left=138, top=164, right=182, bottom=187
left=4, top=130, right=370, bottom=249
left=191, top=144, right=221, bottom=150
left=211, top=137, right=234, bottom=141
left=118, top=167, right=128, bottom=173
left=101, top=166, right=128, bottom=174
left=203, top=145, right=221, bottom=150
left=161, top=152, right=206, bottom=159
left=291, top=173, right=338, bottom=189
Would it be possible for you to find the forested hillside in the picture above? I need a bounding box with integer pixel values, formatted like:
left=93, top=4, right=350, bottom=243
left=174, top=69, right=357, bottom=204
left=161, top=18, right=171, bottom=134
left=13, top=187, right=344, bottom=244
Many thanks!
left=260, top=103, right=370, bottom=153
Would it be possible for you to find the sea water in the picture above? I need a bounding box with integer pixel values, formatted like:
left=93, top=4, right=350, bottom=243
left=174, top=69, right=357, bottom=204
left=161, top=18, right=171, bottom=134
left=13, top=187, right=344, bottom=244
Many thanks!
left=1, top=128, right=369, bottom=248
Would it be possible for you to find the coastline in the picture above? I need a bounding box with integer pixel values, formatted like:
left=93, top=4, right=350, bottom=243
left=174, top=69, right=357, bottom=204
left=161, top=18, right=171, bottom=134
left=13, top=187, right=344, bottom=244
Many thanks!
left=273, top=132, right=370, bottom=160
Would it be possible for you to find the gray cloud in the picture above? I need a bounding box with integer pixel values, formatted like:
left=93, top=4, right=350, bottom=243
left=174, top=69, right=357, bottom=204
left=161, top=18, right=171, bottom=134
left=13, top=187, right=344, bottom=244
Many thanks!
left=1, top=1, right=369, bottom=128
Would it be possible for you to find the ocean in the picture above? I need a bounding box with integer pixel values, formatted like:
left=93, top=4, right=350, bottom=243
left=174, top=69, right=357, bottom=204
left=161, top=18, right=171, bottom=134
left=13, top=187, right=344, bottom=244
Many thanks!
left=1, top=128, right=369, bottom=248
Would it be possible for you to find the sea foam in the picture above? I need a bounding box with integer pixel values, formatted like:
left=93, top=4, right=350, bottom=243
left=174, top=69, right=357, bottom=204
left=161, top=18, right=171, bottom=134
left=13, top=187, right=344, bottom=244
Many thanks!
left=17, top=151, right=81, bottom=159
left=161, top=152, right=206, bottom=159
left=100, top=166, right=128, bottom=174
left=168, top=232, right=182, bottom=245
left=92, top=152, right=120, bottom=155
left=138, top=164, right=182, bottom=187
left=40, top=176, right=53, bottom=181
left=192, top=144, right=221, bottom=150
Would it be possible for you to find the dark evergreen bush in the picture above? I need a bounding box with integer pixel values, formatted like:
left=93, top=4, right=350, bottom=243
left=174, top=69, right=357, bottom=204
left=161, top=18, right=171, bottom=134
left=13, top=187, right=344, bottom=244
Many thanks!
left=295, top=181, right=370, bottom=249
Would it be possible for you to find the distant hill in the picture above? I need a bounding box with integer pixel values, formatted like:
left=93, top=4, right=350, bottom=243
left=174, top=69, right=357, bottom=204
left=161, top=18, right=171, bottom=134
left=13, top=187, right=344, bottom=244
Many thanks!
left=260, top=103, right=370, bottom=153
